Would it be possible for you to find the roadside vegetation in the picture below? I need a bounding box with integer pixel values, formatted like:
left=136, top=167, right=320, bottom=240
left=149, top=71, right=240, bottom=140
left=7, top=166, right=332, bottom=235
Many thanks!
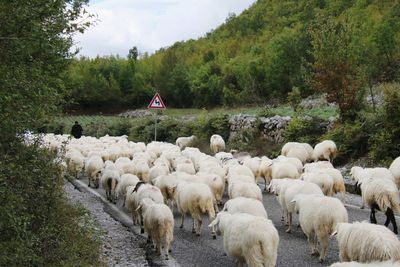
left=0, top=1, right=104, bottom=265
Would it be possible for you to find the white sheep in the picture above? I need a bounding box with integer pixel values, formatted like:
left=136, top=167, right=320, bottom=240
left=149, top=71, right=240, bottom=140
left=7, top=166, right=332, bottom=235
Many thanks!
left=176, top=182, right=216, bottom=238
left=291, top=194, right=348, bottom=262
left=176, top=135, right=197, bottom=150
left=264, top=161, right=300, bottom=184
left=101, top=168, right=120, bottom=203
left=222, top=197, right=268, bottom=218
left=134, top=161, right=150, bottom=183
left=241, top=157, right=262, bottom=181
left=329, top=261, right=400, bottom=267
left=208, top=212, right=279, bottom=267
left=228, top=181, right=262, bottom=201
left=210, top=134, right=225, bottom=154
left=149, top=163, right=170, bottom=184
left=137, top=198, right=174, bottom=260
left=132, top=182, right=164, bottom=231
left=84, top=155, right=103, bottom=188
left=287, top=145, right=310, bottom=164
left=115, top=174, right=140, bottom=205
left=283, top=181, right=324, bottom=233
left=389, top=156, right=400, bottom=188
left=358, top=177, right=400, bottom=234
left=333, top=221, right=400, bottom=262
left=227, top=165, right=255, bottom=180
left=197, top=172, right=225, bottom=212
left=67, top=151, right=85, bottom=178
left=313, top=140, right=337, bottom=162
left=176, top=161, right=196, bottom=175
left=303, top=161, right=334, bottom=172
left=301, top=172, right=334, bottom=196
left=153, top=174, right=178, bottom=210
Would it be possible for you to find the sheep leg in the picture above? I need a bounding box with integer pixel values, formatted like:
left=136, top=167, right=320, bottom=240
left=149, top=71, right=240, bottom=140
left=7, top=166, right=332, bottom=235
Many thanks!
left=318, top=234, right=328, bottom=262
left=386, top=208, right=398, bottom=234
left=140, top=214, right=145, bottom=234
left=196, top=216, right=203, bottom=236
left=165, top=237, right=171, bottom=260
left=285, top=213, right=292, bottom=233
left=307, top=231, right=318, bottom=255
left=88, top=178, right=91, bottom=187
left=154, top=236, right=162, bottom=255
left=192, top=217, right=196, bottom=233
left=179, top=213, right=184, bottom=228
left=263, top=176, right=268, bottom=191
left=370, top=206, right=377, bottom=224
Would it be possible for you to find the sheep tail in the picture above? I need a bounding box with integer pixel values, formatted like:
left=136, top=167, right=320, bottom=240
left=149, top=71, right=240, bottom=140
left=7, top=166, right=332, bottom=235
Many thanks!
left=376, top=191, right=400, bottom=213
left=245, top=240, right=268, bottom=267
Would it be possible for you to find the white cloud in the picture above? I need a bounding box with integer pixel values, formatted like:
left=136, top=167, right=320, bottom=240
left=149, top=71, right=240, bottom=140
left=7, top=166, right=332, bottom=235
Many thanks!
left=73, top=0, right=256, bottom=58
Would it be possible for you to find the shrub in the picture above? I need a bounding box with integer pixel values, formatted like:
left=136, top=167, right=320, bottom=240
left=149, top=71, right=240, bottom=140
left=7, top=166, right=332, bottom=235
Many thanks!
left=287, top=86, right=302, bottom=111
left=283, top=116, right=328, bottom=145
left=0, top=141, right=103, bottom=266
left=322, top=123, right=368, bottom=165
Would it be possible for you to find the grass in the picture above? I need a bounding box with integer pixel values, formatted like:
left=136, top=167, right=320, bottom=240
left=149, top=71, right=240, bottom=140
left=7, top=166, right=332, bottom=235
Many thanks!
left=57, top=105, right=337, bottom=127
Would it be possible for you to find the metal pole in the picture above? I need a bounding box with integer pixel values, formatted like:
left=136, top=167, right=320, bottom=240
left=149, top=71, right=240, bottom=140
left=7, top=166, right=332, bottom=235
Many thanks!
left=154, top=112, right=157, bottom=141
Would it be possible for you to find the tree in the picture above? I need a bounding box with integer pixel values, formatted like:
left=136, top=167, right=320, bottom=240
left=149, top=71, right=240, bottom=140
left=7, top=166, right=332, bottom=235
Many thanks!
left=0, top=0, right=91, bottom=143
left=128, top=46, right=139, bottom=61
left=309, top=16, right=364, bottom=121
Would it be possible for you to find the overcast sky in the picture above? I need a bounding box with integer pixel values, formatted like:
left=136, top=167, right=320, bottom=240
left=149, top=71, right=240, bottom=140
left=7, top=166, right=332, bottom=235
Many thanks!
left=73, top=0, right=256, bottom=58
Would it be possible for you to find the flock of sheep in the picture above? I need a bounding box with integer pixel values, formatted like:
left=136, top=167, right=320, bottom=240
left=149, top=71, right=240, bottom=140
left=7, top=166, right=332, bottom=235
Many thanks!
left=34, top=132, right=400, bottom=267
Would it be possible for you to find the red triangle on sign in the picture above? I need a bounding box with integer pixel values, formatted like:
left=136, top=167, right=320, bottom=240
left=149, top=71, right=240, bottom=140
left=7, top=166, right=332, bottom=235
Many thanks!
left=148, top=93, right=166, bottom=109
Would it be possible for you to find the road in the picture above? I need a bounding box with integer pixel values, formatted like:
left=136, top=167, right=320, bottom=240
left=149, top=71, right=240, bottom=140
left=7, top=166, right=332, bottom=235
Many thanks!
left=73, top=176, right=397, bottom=267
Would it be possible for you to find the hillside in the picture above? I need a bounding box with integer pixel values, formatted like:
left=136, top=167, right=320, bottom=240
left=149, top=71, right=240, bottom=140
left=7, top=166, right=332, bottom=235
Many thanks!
left=64, top=0, right=400, bottom=111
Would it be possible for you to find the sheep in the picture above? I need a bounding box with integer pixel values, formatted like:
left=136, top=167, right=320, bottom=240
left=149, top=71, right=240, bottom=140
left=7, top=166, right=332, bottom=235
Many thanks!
left=84, top=155, right=103, bottom=188
left=222, top=197, right=268, bottom=218
left=227, top=174, right=256, bottom=185
left=227, top=165, right=255, bottom=180
left=210, top=134, right=225, bottom=154
left=149, top=163, right=170, bottom=184
left=291, top=194, right=348, bottom=262
left=267, top=178, right=303, bottom=223
left=274, top=155, right=303, bottom=174
left=101, top=168, right=120, bottom=204
left=67, top=151, right=85, bottom=178
left=333, top=221, right=400, bottom=263
left=358, top=177, right=400, bottom=234
left=300, top=172, right=334, bottom=196
left=263, top=161, right=300, bottom=189
left=176, top=161, right=196, bottom=175
left=197, top=172, right=225, bottom=211
left=208, top=212, right=279, bottom=267
left=241, top=157, right=262, bottom=181
left=313, top=140, right=337, bottom=162
left=283, top=181, right=324, bottom=233
left=115, top=173, right=140, bottom=206
left=176, top=135, right=197, bottom=150
left=390, top=156, right=400, bottom=188
left=228, top=181, right=262, bottom=201
left=329, top=261, right=400, bottom=267
left=287, top=145, right=310, bottom=164
left=136, top=198, right=174, bottom=260
left=303, top=161, right=334, bottom=172
left=176, top=182, right=216, bottom=238
left=153, top=174, right=178, bottom=210
left=134, top=161, right=150, bottom=183
left=132, top=182, right=164, bottom=231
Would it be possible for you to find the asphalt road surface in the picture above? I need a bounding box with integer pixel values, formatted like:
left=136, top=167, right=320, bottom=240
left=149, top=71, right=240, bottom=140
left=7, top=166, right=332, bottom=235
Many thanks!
left=74, top=176, right=398, bottom=267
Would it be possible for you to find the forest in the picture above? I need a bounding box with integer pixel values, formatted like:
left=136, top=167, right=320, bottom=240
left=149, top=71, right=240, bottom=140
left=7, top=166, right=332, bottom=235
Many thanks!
left=64, top=0, right=400, bottom=119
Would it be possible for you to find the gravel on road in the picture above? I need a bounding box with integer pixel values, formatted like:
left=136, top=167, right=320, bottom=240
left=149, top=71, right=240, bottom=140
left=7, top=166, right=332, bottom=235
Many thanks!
left=63, top=181, right=149, bottom=267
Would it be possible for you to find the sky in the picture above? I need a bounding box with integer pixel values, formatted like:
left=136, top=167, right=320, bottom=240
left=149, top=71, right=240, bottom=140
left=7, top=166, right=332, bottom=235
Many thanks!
left=73, top=0, right=256, bottom=58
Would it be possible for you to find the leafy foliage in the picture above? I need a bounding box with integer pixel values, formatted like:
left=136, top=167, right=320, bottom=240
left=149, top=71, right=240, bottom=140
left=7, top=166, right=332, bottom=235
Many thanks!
left=62, top=0, right=400, bottom=112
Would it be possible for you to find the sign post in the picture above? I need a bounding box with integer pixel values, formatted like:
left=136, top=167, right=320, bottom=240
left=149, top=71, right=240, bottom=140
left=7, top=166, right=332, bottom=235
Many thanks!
left=147, top=93, right=166, bottom=141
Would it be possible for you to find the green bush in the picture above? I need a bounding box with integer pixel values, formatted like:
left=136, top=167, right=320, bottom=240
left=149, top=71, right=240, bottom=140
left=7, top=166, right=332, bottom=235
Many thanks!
left=0, top=141, right=103, bottom=266
left=283, top=116, right=328, bottom=145
left=193, top=113, right=230, bottom=141
left=322, top=123, right=368, bottom=164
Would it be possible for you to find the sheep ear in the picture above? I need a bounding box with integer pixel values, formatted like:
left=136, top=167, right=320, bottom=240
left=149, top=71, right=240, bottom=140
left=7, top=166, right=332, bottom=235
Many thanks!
left=135, top=205, right=142, bottom=212
left=330, top=230, right=337, bottom=237
left=290, top=199, right=297, bottom=203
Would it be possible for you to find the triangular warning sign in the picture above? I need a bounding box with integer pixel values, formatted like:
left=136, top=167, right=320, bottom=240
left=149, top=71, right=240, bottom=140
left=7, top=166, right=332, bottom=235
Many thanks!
left=148, top=93, right=166, bottom=109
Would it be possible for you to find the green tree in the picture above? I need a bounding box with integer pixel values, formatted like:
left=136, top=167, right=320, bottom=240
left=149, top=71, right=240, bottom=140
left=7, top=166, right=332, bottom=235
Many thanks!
left=309, top=16, right=364, bottom=121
